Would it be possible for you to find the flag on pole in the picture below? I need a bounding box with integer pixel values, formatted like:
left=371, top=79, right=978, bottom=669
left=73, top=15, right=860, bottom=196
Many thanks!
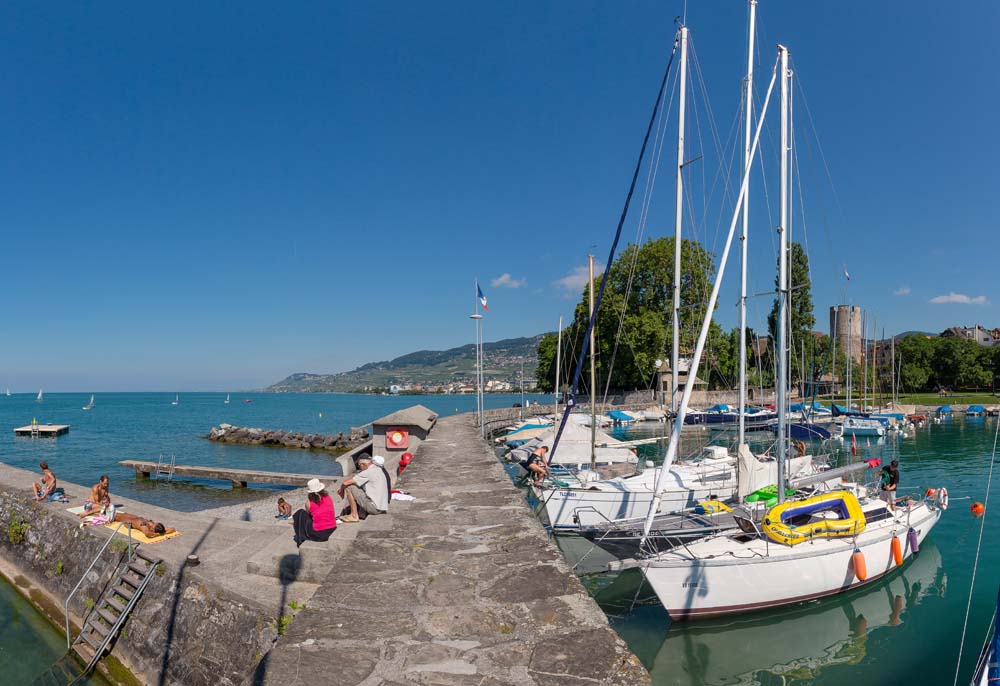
left=843, top=264, right=851, bottom=281
left=851, top=432, right=858, bottom=456
left=477, top=283, right=488, bottom=311
left=866, top=437, right=871, bottom=448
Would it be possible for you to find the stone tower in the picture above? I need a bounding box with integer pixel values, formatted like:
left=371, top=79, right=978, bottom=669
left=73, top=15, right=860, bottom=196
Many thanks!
left=830, top=305, right=862, bottom=363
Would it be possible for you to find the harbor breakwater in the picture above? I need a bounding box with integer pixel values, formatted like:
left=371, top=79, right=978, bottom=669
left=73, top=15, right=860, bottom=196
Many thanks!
left=206, top=423, right=369, bottom=452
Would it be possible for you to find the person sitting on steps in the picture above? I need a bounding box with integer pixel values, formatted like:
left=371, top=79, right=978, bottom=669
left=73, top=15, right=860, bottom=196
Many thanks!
left=32, top=461, right=58, bottom=501
left=338, top=455, right=389, bottom=522
left=292, top=479, right=337, bottom=547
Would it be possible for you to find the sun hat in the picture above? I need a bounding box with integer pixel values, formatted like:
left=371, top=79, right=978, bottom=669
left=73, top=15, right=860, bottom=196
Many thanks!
left=372, top=455, right=385, bottom=467
left=307, top=478, right=326, bottom=493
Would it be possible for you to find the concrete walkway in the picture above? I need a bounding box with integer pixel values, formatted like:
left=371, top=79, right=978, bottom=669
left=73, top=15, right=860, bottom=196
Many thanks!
left=252, top=415, right=650, bottom=685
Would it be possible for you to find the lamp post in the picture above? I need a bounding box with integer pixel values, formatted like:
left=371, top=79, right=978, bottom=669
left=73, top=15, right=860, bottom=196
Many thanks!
left=470, top=313, right=483, bottom=436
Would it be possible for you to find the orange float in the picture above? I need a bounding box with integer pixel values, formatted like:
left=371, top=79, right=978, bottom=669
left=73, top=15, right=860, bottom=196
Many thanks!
left=891, top=537, right=903, bottom=566
left=852, top=548, right=868, bottom=582
left=971, top=502, right=986, bottom=518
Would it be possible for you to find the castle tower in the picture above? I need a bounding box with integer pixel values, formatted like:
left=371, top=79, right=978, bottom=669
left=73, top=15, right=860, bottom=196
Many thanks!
left=830, top=305, right=862, bottom=363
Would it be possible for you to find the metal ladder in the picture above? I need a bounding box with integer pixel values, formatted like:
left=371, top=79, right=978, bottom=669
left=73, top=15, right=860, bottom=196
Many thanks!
left=154, top=453, right=176, bottom=481
left=34, top=523, right=161, bottom=684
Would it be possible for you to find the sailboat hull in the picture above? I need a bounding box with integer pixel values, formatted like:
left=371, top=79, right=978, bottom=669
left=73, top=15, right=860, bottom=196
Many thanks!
left=635, top=501, right=941, bottom=619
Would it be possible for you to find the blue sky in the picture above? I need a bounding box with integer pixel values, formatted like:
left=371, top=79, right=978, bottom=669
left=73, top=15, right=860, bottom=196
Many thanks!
left=0, top=1, right=996, bottom=391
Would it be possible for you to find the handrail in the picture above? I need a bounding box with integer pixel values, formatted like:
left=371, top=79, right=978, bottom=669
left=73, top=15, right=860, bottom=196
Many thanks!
left=64, top=522, right=134, bottom=650
left=78, top=559, right=160, bottom=679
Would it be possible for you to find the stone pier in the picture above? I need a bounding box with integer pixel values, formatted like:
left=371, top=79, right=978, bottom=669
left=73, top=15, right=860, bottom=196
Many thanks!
left=252, top=414, right=650, bottom=685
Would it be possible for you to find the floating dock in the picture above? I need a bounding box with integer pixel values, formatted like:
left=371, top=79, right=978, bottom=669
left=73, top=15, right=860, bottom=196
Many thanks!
left=14, top=424, right=70, bottom=437
left=118, top=460, right=339, bottom=488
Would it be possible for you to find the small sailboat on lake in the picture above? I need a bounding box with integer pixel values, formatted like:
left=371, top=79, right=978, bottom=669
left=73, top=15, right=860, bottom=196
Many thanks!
left=171, top=393, right=179, bottom=406
left=224, top=394, right=230, bottom=404
left=82, top=394, right=95, bottom=411
left=36, top=389, right=43, bottom=403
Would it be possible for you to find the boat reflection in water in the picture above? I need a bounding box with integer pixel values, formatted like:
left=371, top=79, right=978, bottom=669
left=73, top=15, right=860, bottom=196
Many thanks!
left=600, top=540, right=945, bottom=686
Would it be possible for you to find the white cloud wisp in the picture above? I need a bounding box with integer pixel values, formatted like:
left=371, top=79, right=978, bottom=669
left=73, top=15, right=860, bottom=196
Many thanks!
left=491, top=273, right=525, bottom=289
left=929, top=292, right=989, bottom=305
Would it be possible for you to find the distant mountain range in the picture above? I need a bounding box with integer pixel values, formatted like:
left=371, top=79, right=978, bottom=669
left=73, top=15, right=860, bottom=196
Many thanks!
left=267, top=334, right=548, bottom=393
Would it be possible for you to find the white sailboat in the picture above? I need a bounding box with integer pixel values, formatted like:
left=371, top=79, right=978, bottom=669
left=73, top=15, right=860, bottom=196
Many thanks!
left=36, top=389, right=43, bottom=403
left=171, top=393, right=179, bottom=406
left=224, top=393, right=230, bottom=404
left=82, top=394, right=95, bottom=411
left=623, top=38, right=945, bottom=621
left=5, top=388, right=10, bottom=397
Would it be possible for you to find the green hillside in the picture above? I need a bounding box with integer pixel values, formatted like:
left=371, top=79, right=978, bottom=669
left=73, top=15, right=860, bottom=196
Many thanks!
left=267, top=334, right=547, bottom=393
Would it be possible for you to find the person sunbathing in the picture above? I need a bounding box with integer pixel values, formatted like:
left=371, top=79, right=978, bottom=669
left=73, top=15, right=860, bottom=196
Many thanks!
left=32, top=461, right=57, bottom=501
left=78, top=475, right=110, bottom=518
left=112, top=512, right=175, bottom=538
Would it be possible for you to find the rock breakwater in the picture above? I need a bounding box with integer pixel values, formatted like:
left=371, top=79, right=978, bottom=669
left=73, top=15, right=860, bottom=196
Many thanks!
left=207, top=424, right=370, bottom=452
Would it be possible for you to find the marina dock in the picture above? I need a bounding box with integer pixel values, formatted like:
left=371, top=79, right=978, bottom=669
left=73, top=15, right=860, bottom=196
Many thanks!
left=119, top=460, right=339, bottom=488
left=13, top=423, right=70, bottom=437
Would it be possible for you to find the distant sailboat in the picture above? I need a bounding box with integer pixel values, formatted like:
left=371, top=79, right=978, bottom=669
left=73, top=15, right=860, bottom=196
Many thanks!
left=36, top=389, right=43, bottom=403
left=171, top=393, right=179, bottom=406
left=224, top=394, right=230, bottom=404
left=5, top=388, right=10, bottom=397
left=83, top=394, right=95, bottom=411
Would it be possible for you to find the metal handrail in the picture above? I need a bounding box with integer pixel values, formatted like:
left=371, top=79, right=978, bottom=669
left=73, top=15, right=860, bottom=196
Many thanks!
left=64, top=522, right=134, bottom=650
left=77, top=559, right=160, bottom=679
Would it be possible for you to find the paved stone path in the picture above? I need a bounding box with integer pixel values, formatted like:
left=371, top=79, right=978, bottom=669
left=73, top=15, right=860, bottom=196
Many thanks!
left=252, top=414, right=650, bottom=686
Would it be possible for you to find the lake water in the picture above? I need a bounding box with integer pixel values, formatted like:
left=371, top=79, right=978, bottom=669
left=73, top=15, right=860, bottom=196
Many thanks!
left=0, top=576, right=110, bottom=685
left=0, top=391, right=543, bottom=511
left=558, top=416, right=999, bottom=685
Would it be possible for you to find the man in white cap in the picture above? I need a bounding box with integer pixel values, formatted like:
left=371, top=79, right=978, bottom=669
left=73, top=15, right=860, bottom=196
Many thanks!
left=337, top=455, right=389, bottom=522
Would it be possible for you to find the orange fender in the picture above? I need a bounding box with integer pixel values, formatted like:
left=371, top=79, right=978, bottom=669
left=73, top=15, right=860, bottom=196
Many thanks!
left=891, top=536, right=903, bottom=566
left=852, top=549, right=868, bottom=582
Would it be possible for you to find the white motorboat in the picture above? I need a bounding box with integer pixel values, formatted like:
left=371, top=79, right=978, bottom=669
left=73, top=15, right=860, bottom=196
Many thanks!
left=838, top=417, right=886, bottom=437
left=506, top=421, right=638, bottom=473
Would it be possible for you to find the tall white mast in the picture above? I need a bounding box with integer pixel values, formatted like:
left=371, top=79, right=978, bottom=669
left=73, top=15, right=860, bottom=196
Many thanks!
left=738, top=0, right=756, bottom=447
left=640, top=52, right=780, bottom=543
left=555, top=315, right=563, bottom=405
left=589, top=255, right=597, bottom=470
left=776, top=44, right=790, bottom=504
left=847, top=307, right=853, bottom=410
left=891, top=329, right=896, bottom=406
left=671, top=25, right=689, bottom=415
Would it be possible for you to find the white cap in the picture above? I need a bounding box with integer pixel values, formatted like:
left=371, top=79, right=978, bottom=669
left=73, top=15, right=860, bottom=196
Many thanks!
left=372, top=455, right=386, bottom=467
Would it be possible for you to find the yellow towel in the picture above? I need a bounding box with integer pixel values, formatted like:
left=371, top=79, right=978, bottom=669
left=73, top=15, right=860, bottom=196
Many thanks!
left=103, top=522, right=181, bottom=544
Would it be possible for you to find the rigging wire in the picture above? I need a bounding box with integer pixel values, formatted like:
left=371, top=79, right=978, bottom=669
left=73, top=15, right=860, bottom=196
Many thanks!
left=953, top=417, right=1000, bottom=686
left=547, top=33, right=680, bottom=466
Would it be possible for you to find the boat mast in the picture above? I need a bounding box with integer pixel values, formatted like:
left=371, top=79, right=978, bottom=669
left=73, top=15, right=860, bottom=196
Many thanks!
left=861, top=311, right=867, bottom=411
left=891, top=329, right=896, bottom=407
left=738, top=0, right=756, bottom=447
left=589, top=254, right=597, bottom=470
left=776, top=44, right=790, bottom=504
left=555, top=315, right=563, bottom=406
left=640, top=50, right=780, bottom=543
left=671, top=25, right=689, bottom=415
left=846, top=308, right=853, bottom=410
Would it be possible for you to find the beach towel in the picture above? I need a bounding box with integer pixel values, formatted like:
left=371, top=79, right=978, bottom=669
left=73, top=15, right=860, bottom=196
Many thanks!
left=103, top=522, right=180, bottom=544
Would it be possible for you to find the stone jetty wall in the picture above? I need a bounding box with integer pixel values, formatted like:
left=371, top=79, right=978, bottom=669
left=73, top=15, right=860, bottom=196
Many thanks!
left=0, top=490, right=276, bottom=686
left=207, top=423, right=369, bottom=452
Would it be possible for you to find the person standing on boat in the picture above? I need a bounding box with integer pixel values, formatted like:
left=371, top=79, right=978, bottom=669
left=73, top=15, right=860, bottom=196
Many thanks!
left=879, top=460, right=899, bottom=511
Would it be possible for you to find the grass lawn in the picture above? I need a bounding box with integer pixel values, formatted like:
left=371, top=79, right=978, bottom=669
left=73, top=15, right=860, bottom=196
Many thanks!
left=896, top=392, right=1000, bottom=406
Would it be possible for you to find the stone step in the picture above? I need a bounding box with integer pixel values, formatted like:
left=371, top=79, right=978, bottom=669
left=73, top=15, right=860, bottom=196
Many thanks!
left=79, top=629, right=103, bottom=651
left=105, top=596, right=127, bottom=614
left=97, top=607, right=120, bottom=627
left=112, top=584, right=135, bottom=601
left=244, top=536, right=352, bottom=583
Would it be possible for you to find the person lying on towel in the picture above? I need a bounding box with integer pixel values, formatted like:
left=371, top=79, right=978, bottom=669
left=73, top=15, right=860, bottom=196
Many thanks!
left=113, top=512, right=175, bottom=538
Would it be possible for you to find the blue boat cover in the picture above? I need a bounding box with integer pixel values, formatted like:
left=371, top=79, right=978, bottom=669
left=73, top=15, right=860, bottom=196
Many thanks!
left=607, top=410, right=634, bottom=421
left=967, top=405, right=986, bottom=414
left=937, top=405, right=952, bottom=413
left=705, top=404, right=731, bottom=413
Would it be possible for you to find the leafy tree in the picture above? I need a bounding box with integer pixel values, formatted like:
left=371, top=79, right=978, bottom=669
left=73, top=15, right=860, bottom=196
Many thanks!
left=897, top=334, right=935, bottom=392
left=538, top=237, right=721, bottom=393
left=767, top=241, right=815, bottom=355
left=535, top=333, right=558, bottom=393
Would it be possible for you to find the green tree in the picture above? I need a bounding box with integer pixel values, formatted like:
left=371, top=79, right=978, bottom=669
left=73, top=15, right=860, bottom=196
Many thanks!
left=538, top=237, right=721, bottom=393
left=535, top=333, right=558, bottom=393
left=767, top=241, right=815, bottom=357
left=897, top=334, right=935, bottom=392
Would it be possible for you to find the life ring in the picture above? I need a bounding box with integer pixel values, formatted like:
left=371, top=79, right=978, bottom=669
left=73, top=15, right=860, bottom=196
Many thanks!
left=936, top=487, right=949, bottom=510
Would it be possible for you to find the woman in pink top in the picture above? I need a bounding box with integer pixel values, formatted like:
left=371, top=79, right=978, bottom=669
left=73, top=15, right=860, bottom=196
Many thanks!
left=292, top=478, right=337, bottom=547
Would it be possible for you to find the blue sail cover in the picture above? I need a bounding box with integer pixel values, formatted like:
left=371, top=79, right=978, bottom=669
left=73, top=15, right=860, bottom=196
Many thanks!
left=607, top=410, right=635, bottom=422
left=704, top=404, right=731, bottom=413
left=966, top=404, right=986, bottom=415
left=937, top=405, right=952, bottom=413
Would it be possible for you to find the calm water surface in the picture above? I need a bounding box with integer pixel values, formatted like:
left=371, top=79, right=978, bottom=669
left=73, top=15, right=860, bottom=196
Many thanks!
left=555, top=416, right=999, bottom=685
left=0, top=391, right=543, bottom=510
left=0, top=576, right=109, bottom=685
